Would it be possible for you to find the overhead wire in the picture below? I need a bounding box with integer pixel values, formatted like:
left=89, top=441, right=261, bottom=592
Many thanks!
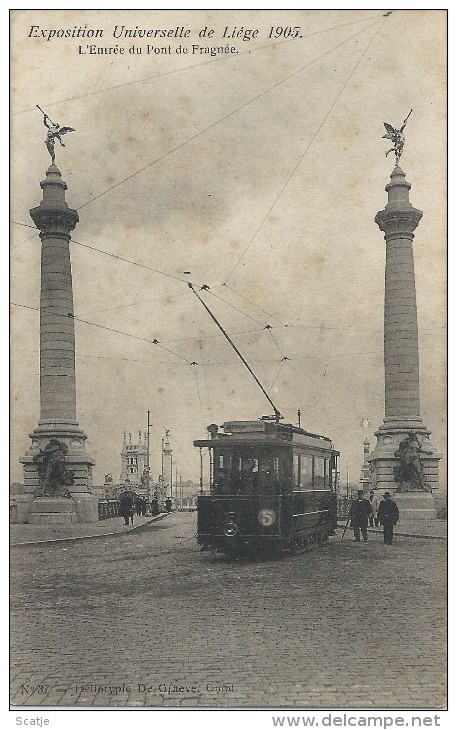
left=11, top=220, right=191, bottom=284
left=203, top=286, right=265, bottom=326
left=192, top=363, right=206, bottom=430
left=283, top=16, right=388, bottom=325
left=10, top=221, right=40, bottom=249
left=223, top=15, right=385, bottom=285
left=264, top=325, right=285, bottom=358
left=269, top=358, right=289, bottom=391
left=222, top=283, right=285, bottom=326
left=11, top=14, right=402, bottom=405
left=72, top=18, right=382, bottom=212
left=11, top=18, right=386, bottom=337
left=13, top=13, right=384, bottom=116
left=189, top=283, right=283, bottom=419
left=10, top=302, right=194, bottom=365
left=78, top=291, right=191, bottom=318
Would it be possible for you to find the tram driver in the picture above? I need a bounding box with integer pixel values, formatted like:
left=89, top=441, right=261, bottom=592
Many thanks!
left=214, top=466, right=229, bottom=495
left=237, top=457, right=258, bottom=494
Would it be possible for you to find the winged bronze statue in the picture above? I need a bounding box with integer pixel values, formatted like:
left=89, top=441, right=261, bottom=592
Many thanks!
left=382, top=109, right=413, bottom=165
left=38, top=105, right=75, bottom=165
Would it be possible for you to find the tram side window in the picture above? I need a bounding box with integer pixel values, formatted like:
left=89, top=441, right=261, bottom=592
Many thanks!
left=300, top=455, right=313, bottom=489
left=213, top=452, right=233, bottom=494
left=324, top=458, right=330, bottom=487
left=293, top=453, right=300, bottom=489
left=314, top=456, right=325, bottom=488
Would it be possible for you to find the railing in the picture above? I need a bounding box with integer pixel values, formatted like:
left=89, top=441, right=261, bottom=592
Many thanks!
left=98, top=499, right=120, bottom=520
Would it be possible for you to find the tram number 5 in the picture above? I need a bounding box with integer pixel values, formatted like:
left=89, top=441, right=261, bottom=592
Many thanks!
left=268, top=26, right=302, bottom=39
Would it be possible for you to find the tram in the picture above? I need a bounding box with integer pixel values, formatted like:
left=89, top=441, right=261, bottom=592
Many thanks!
left=194, top=419, right=339, bottom=555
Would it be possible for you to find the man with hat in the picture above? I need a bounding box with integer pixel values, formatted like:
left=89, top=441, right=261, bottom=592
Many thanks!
left=348, top=489, right=372, bottom=542
left=368, top=489, right=379, bottom=527
left=377, top=492, right=400, bottom=545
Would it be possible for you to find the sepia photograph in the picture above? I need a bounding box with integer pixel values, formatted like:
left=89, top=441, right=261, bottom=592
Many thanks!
left=9, top=7, right=447, bottom=719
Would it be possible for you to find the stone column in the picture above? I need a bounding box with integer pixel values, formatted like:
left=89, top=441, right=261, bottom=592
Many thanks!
left=359, top=438, right=371, bottom=493
left=368, top=165, right=441, bottom=519
left=19, top=164, right=98, bottom=524
left=163, top=434, right=173, bottom=498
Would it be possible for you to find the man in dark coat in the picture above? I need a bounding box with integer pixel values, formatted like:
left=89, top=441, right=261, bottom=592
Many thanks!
left=119, top=494, right=134, bottom=525
left=349, top=489, right=372, bottom=542
left=377, top=491, right=400, bottom=545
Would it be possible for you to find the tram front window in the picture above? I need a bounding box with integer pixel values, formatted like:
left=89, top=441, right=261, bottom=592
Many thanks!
left=237, top=457, right=259, bottom=494
left=212, top=450, right=284, bottom=495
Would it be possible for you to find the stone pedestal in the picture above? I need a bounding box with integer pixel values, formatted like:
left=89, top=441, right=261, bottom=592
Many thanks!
left=20, top=430, right=98, bottom=524
left=392, top=491, right=437, bottom=521
left=369, top=428, right=441, bottom=519
left=28, top=497, right=78, bottom=524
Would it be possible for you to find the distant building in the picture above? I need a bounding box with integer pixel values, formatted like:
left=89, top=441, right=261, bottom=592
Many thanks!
left=103, top=430, right=152, bottom=502
left=359, top=439, right=371, bottom=494
left=162, top=431, right=172, bottom=496
left=120, top=430, right=148, bottom=484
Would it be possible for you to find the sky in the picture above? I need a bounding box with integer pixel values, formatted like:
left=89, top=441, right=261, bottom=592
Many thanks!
left=10, top=8, right=447, bottom=488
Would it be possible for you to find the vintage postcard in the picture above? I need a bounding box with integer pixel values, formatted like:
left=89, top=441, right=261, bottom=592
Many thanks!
left=10, top=7, right=447, bottom=720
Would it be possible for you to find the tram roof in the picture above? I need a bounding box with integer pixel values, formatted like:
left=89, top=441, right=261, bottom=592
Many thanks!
left=193, top=420, right=338, bottom=452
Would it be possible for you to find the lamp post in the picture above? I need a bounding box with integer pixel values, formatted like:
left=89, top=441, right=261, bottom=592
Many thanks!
left=161, top=438, right=164, bottom=484
left=146, top=410, right=152, bottom=503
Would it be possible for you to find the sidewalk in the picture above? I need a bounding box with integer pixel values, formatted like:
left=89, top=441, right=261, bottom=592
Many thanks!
left=338, top=518, right=447, bottom=540
left=10, top=512, right=171, bottom=547
left=11, top=511, right=446, bottom=546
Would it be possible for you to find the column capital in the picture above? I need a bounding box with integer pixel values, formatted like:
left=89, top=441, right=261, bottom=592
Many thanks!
left=375, top=207, right=423, bottom=238
left=30, top=206, right=79, bottom=239
left=30, top=164, right=79, bottom=237
left=375, top=164, right=423, bottom=238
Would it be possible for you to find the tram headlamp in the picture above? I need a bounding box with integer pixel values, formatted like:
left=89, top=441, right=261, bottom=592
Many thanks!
left=224, top=521, right=239, bottom=537
left=258, top=509, right=276, bottom=527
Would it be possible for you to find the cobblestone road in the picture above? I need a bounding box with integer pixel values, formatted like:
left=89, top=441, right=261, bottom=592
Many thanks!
left=10, top=512, right=446, bottom=709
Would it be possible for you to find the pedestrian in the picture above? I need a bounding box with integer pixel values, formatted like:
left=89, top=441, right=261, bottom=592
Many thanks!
left=349, top=489, right=372, bottom=542
left=119, top=493, right=134, bottom=526
left=368, top=489, right=379, bottom=527
left=377, top=491, right=400, bottom=545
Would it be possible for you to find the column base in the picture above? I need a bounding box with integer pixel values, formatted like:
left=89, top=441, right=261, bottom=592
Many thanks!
left=19, top=423, right=98, bottom=524
left=392, top=492, right=437, bottom=520
left=368, top=423, right=441, bottom=519
left=28, top=496, right=78, bottom=524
